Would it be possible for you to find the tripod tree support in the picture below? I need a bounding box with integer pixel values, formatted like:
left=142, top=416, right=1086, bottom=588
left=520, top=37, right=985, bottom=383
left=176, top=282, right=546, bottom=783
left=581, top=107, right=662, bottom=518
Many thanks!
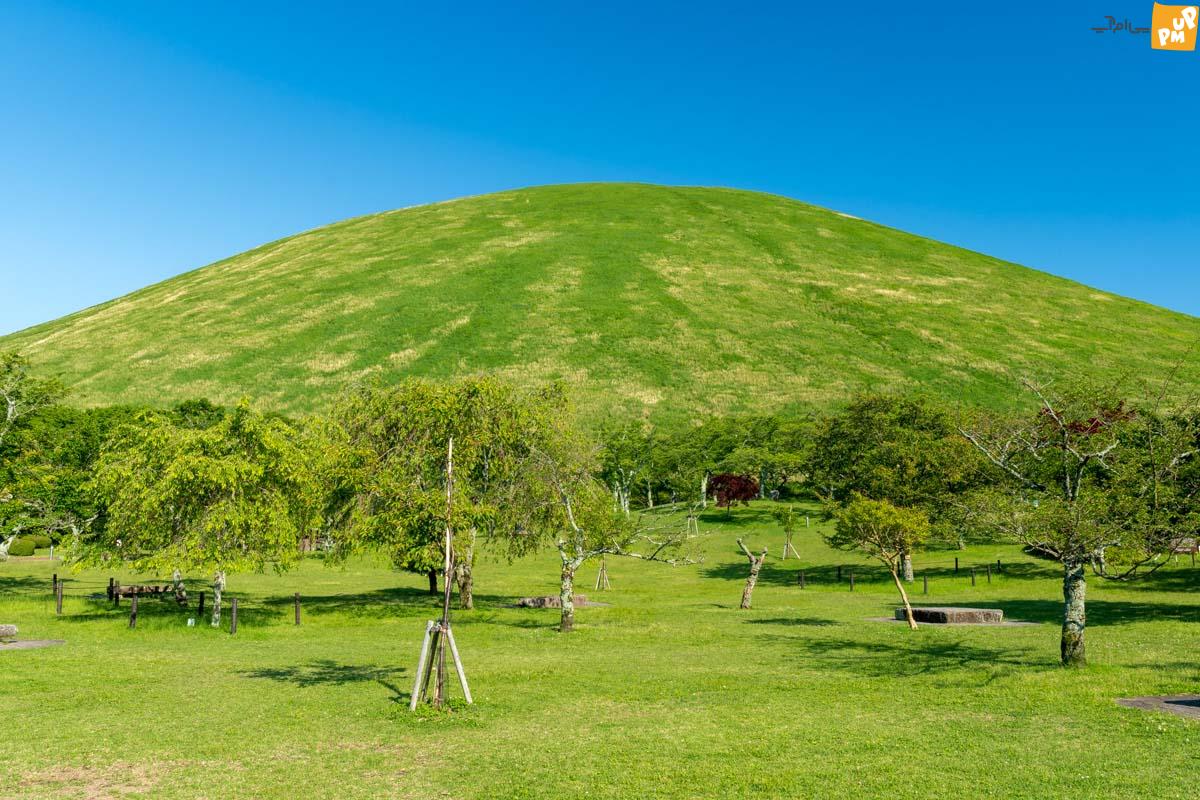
left=409, top=437, right=473, bottom=711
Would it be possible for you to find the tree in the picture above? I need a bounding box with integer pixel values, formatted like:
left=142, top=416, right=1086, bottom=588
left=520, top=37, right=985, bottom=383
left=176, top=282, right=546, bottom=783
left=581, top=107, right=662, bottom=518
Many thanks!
left=826, top=496, right=931, bottom=629
left=319, top=378, right=564, bottom=609
left=597, top=420, right=651, bottom=515
left=960, top=378, right=1198, bottom=666
left=807, top=393, right=982, bottom=579
left=735, top=538, right=768, bottom=608
left=529, top=422, right=700, bottom=632
left=82, top=403, right=319, bottom=626
left=771, top=504, right=802, bottom=559
left=708, top=473, right=758, bottom=514
left=0, top=352, right=65, bottom=557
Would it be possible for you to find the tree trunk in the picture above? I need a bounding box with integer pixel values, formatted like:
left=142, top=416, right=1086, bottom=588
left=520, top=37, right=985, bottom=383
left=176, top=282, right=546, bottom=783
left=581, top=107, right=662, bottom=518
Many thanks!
left=455, top=562, right=474, bottom=610
left=892, top=566, right=918, bottom=630
left=646, top=479, right=654, bottom=510
left=426, top=570, right=438, bottom=595
left=172, top=568, right=187, bottom=605
left=700, top=473, right=708, bottom=509
left=737, top=539, right=767, bottom=609
left=211, top=570, right=225, bottom=628
left=901, top=552, right=914, bottom=583
left=1061, top=561, right=1087, bottom=667
left=559, top=559, right=578, bottom=633
left=455, top=532, right=475, bottom=610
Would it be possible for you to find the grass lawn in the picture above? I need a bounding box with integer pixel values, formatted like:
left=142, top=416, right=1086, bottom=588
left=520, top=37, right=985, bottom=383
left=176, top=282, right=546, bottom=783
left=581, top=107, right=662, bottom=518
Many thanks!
left=2, top=500, right=1198, bottom=799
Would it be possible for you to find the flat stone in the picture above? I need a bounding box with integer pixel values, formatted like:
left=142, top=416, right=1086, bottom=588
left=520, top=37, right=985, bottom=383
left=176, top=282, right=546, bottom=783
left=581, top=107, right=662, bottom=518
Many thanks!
left=516, top=594, right=589, bottom=609
left=896, top=607, right=1004, bottom=624
left=0, top=639, right=65, bottom=651
left=1117, top=695, right=1200, bottom=720
left=0, top=624, right=17, bottom=642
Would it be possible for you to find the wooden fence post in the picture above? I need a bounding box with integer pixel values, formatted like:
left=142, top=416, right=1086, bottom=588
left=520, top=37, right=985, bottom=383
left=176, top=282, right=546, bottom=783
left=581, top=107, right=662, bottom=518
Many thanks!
left=986, top=564, right=992, bottom=583
left=230, top=598, right=238, bottom=635
left=294, top=592, right=301, bottom=626
left=849, top=572, right=855, bottom=592
left=923, top=574, right=928, bottom=595
left=970, top=568, right=976, bottom=586
left=52, top=573, right=57, bottom=594
left=798, top=570, right=806, bottom=589
left=114, top=581, right=121, bottom=607
left=129, top=595, right=138, bottom=629
left=197, top=591, right=205, bottom=617
left=837, top=565, right=842, bottom=581
left=997, top=558, right=1003, bottom=572
left=954, top=557, right=959, bottom=574
left=107, top=577, right=114, bottom=601
left=55, top=580, right=63, bottom=616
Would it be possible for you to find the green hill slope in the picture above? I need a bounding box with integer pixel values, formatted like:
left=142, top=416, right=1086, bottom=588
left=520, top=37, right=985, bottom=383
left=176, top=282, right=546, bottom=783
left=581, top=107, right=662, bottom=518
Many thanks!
left=4, top=183, right=1197, bottom=421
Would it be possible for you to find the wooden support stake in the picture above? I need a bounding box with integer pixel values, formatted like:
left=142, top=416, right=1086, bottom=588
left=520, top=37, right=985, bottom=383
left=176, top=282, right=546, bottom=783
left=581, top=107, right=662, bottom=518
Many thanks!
left=294, top=592, right=301, bottom=625
left=445, top=626, right=473, bottom=705
left=849, top=572, right=855, bottom=592
left=52, top=573, right=58, bottom=594
left=970, top=568, right=976, bottom=587
left=55, top=580, right=63, bottom=616
left=923, top=574, right=928, bottom=595
left=986, top=564, right=992, bottom=583
left=409, top=620, right=435, bottom=711
left=954, top=557, right=959, bottom=574
left=114, top=581, right=121, bottom=607
left=230, top=598, right=238, bottom=634
left=997, top=558, right=1003, bottom=572
left=129, top=595, right=138, bottom=629
left=107, top=577, right=114, bottom=601
left=798, top=570, right=806, bottom=589
left=422, top=627, right=442, bottom=703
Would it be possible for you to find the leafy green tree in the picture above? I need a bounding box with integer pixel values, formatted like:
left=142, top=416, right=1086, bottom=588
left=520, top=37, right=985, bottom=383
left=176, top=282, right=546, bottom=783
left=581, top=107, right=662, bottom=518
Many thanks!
left=0, top=352, right=65, bottom=557
left=529, top=422, right=699, bottom=632
left=808, top=393, right=982, bottom=578
left=960, top=379, right=1199, bottom=666
left=319, top=378, right=564, bottom=609
left=826, top=496, right=931, bottom=629
left=82, top=403, right=320, bottom=626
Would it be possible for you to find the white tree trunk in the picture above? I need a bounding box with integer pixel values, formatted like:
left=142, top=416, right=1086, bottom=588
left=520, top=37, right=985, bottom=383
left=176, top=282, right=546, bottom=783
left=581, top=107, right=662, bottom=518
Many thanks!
left=211, top=570, right=226, bottom=627
left=902, top=552, right=914, bottom=583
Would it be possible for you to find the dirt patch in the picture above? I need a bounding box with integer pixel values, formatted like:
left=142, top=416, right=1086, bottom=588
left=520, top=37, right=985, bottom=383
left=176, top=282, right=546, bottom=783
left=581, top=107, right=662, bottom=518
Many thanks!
left=18, top=761, right=162, bottom=800
left=0, top=639, right=66, bottom=651
left=1117, top=695, right=1200, bottom=721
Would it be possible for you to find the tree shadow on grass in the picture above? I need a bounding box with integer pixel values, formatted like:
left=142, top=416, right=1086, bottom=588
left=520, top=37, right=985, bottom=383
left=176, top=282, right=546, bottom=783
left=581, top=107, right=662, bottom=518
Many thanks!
left=0, top=576, right=51, bottom=596
left=744, top=617, right=838, bottom=627
left=996, top=598, right=1200, bottom=626
left=781, top=634, right=1038, bottom=679
left=239, top=659, right=408, bottom=703
left=258, top=586, right=513, bottom=620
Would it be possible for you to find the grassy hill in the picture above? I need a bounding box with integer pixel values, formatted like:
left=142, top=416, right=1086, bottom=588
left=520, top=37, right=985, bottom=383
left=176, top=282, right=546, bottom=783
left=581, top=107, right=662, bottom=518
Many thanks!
left=4, top=183, right=1197, bottom=421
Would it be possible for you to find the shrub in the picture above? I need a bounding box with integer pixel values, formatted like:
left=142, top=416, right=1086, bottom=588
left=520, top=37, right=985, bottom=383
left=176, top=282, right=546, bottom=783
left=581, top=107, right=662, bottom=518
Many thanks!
left=7, top=538, right=36, bottom=557
left=29, top=533, right=52, bottom=549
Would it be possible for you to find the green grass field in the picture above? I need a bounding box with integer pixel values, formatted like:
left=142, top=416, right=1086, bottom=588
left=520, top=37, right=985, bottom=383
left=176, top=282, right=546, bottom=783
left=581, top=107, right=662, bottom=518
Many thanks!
left=3, top=184, right=1198, bottom=422
left=2, top=501, right=1198, bottom=799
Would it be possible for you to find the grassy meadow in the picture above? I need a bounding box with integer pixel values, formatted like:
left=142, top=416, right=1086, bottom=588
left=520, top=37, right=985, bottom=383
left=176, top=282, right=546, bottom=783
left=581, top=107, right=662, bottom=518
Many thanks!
left=3, top=183, right=1198, bottom=422
left=2, top=500, right=1198, bottom=799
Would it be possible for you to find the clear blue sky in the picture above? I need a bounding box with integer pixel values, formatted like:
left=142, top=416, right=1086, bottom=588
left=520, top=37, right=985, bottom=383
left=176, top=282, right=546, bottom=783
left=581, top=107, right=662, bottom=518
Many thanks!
left=2, top=1, right=1197, bottom=336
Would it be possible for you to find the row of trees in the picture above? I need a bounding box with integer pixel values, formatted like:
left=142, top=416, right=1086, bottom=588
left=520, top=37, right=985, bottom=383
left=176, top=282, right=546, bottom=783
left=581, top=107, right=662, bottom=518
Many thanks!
left=3, top=348, right=1197, bottom=664
left=813, top=382, right=1199, bottom=664
left=0, top=356, right=694, bottom=632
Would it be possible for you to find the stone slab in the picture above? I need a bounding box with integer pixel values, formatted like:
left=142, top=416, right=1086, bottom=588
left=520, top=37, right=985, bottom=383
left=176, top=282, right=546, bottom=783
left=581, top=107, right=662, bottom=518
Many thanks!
left=1117, top=695, right=1200, bottom=721
left=896, top=607, right=1004, bottom=624
left=0, top=639, right=65, bottom=651
left=0, top=624, right=17, bottom=642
